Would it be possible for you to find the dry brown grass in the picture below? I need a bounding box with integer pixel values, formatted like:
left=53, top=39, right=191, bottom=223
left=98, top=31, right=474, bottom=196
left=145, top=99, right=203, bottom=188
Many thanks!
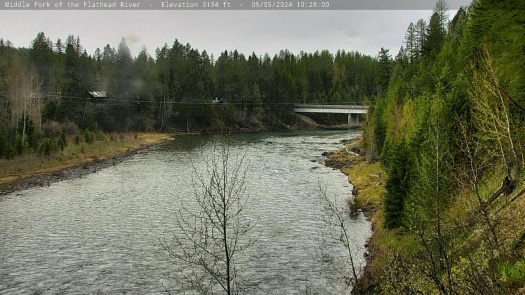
left=0, top=133, right=173, bottom=188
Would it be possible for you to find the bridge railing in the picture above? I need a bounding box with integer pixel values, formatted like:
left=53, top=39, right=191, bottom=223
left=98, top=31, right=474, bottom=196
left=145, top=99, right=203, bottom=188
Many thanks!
left=293, top=104, right=369, bottom=110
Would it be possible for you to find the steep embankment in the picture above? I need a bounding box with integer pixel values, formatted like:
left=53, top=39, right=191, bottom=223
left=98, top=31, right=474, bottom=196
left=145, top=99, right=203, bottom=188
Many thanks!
left=349, top=1, right=525, bottom=293
left=328, top=138, right=525, bottom=294
left=325, top=138, right=387, bottom=291
left=325, top=138, right=385, bottom=213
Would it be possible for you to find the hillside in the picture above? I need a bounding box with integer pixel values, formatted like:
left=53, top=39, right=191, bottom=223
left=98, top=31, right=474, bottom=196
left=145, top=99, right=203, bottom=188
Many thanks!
left=355, top=0, right=525, bottom=293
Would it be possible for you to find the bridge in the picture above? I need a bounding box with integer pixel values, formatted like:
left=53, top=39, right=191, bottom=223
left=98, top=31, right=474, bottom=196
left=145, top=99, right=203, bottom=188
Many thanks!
left=293, top=104, right=368, bottom=127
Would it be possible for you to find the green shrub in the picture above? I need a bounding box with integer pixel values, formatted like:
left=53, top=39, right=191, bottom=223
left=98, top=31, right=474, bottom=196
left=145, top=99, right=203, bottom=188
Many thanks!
left=92, top=123, right=105, bottom=141
left=499, top=257, right=525, bottom=288
left=14, top=133, right=24, bottom=156
left=38, top=138, right=58, bottom=157
left=58, top=131, right=67, bottom=150
left=84, top=130, right=94, bottom=144
left=0, top=126, right=9, bottom=159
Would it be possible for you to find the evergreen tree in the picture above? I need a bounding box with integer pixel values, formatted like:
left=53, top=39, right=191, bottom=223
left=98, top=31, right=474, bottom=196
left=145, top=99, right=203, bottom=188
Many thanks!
left=414, top=19, right=427, bottom=59
left=384, top=141, right=410, bottom=229
left=423, top=12, right=447, bottom=58
left=1, top=30, right=383, bottom=136
left=55, top=38, right=64, bottom=54
left=0, top=126, right=8, bottom=158
left=404, top=23, right=417, bottom=62
left=251, top=83, right=264, bottom=119
left=29, top=32, right=54, bottom=92
left=376, top=47, right=392, bottom=95
left=58, top=42, right=85, bottom=124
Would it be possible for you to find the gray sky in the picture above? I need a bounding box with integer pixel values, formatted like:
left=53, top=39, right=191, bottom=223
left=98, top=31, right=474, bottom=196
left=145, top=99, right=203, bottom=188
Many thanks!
left=1, top=7, right=471, bottom=58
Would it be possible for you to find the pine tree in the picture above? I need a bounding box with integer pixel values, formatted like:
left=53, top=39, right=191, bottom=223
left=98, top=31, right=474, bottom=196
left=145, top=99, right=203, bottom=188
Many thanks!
left=0, top=126, right=8, bottom=158
left=251, top=83, right=264, bottom=119
left=376, top=48, right=392, bottom=95
left=30, top=32, right=54, bottom=92
left=423, top=10, right=447, bottom=58
left=404, top=23, right=417, bottom=62
left=384, top=141, right=410, bottom=229
left=414, top=19, right=427, bottom=59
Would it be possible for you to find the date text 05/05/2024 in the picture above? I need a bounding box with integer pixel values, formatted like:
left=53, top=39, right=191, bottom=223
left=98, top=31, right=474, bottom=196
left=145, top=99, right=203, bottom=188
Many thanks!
left=250, top=1, right=329, bottom=8
left=159, top=1, right=329, bottom=8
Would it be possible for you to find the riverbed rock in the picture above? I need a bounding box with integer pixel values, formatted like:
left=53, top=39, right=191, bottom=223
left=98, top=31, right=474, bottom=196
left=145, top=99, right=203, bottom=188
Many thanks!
left=340, top=139, right=356, bottom=144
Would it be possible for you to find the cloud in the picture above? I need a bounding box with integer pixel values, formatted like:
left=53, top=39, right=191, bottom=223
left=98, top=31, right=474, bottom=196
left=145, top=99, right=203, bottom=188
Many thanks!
left=0, top=7, right=471, bottom=58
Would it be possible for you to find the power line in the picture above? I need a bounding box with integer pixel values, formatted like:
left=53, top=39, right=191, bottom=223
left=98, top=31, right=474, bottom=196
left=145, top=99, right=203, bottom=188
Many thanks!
left=43, top=94, right=364, bottom=106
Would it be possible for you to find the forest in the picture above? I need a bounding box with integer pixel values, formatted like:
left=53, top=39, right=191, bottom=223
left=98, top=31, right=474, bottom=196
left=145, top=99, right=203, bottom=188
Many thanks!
left=358, top=0, right=525, bottom=293
left=2, top=0, right=525, bottom=292
left=0, top=33, right=377, bottom=159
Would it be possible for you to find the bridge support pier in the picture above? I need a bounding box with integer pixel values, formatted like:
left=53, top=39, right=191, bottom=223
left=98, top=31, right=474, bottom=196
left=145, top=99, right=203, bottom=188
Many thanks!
left=348, top=113, right=360, bottom=128
left=293, top=104, right=368, bottom=127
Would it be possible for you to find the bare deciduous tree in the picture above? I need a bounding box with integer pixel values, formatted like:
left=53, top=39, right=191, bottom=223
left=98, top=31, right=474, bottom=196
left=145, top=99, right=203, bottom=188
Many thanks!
left=470, top=47, right=523, bottom=177
left=5, top=58, right=43, bottom=133
left=362, top=98, right=377, bottom=163
left=318, top=182, right=361, bottom=291
left=162, top=136, right=256, bottom=295
left=456, top=120, right=501, bottom=248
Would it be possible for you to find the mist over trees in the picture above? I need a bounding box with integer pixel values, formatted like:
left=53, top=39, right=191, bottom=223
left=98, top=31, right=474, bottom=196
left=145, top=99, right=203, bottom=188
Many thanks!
left=0, top=35, right=378, bottom=159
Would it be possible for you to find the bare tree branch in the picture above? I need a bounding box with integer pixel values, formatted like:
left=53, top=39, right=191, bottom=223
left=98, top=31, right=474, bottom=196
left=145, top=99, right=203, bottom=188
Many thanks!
left=162, top=135, right=258, bottom=294
left=317, top=181, right=362, bottom=290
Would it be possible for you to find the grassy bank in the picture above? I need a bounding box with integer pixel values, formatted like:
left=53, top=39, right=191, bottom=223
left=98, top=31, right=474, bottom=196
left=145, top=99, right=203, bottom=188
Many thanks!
left=325, top=138, right=389, bottom=291
left=0, top=133, right=173, bottom=190
left=325, top=138, right=386, bottom=212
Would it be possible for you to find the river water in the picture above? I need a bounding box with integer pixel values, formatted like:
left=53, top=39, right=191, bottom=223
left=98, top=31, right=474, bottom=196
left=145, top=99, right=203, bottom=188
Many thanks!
left=0, top=130, right=371, bottom=295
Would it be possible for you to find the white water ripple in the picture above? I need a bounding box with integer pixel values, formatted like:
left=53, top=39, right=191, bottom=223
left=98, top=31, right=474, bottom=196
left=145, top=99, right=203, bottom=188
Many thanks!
left=0, top=130, right=371, bottom=294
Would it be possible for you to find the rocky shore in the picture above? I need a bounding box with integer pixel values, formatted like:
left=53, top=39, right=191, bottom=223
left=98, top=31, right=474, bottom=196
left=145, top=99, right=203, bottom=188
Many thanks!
left=323, top=137, right=387, bottom=293
left=324, top=138, right=385, bottom=212
left=0, top=133, right=173, bottom=196
left=0, top=147, right=152, bottom=196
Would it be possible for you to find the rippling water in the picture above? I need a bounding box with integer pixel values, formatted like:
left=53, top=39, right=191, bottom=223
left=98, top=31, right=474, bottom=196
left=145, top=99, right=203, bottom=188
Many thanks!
left=0, top=130, right=371, bottom=294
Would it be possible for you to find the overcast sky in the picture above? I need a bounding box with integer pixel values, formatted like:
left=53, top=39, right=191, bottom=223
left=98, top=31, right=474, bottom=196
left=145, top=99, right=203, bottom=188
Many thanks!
left=1, top=6, right=472, bottom=59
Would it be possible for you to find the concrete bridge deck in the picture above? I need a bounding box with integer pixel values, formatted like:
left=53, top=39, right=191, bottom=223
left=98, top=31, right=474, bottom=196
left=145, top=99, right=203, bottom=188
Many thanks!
left=293, top=104, right=368, bottom=114
left=293, top=104, right=368, bottom=127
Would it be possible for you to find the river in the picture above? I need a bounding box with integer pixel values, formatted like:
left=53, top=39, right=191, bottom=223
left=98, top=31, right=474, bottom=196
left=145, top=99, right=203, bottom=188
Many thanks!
left=0, top=130, right=371, bottom=294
